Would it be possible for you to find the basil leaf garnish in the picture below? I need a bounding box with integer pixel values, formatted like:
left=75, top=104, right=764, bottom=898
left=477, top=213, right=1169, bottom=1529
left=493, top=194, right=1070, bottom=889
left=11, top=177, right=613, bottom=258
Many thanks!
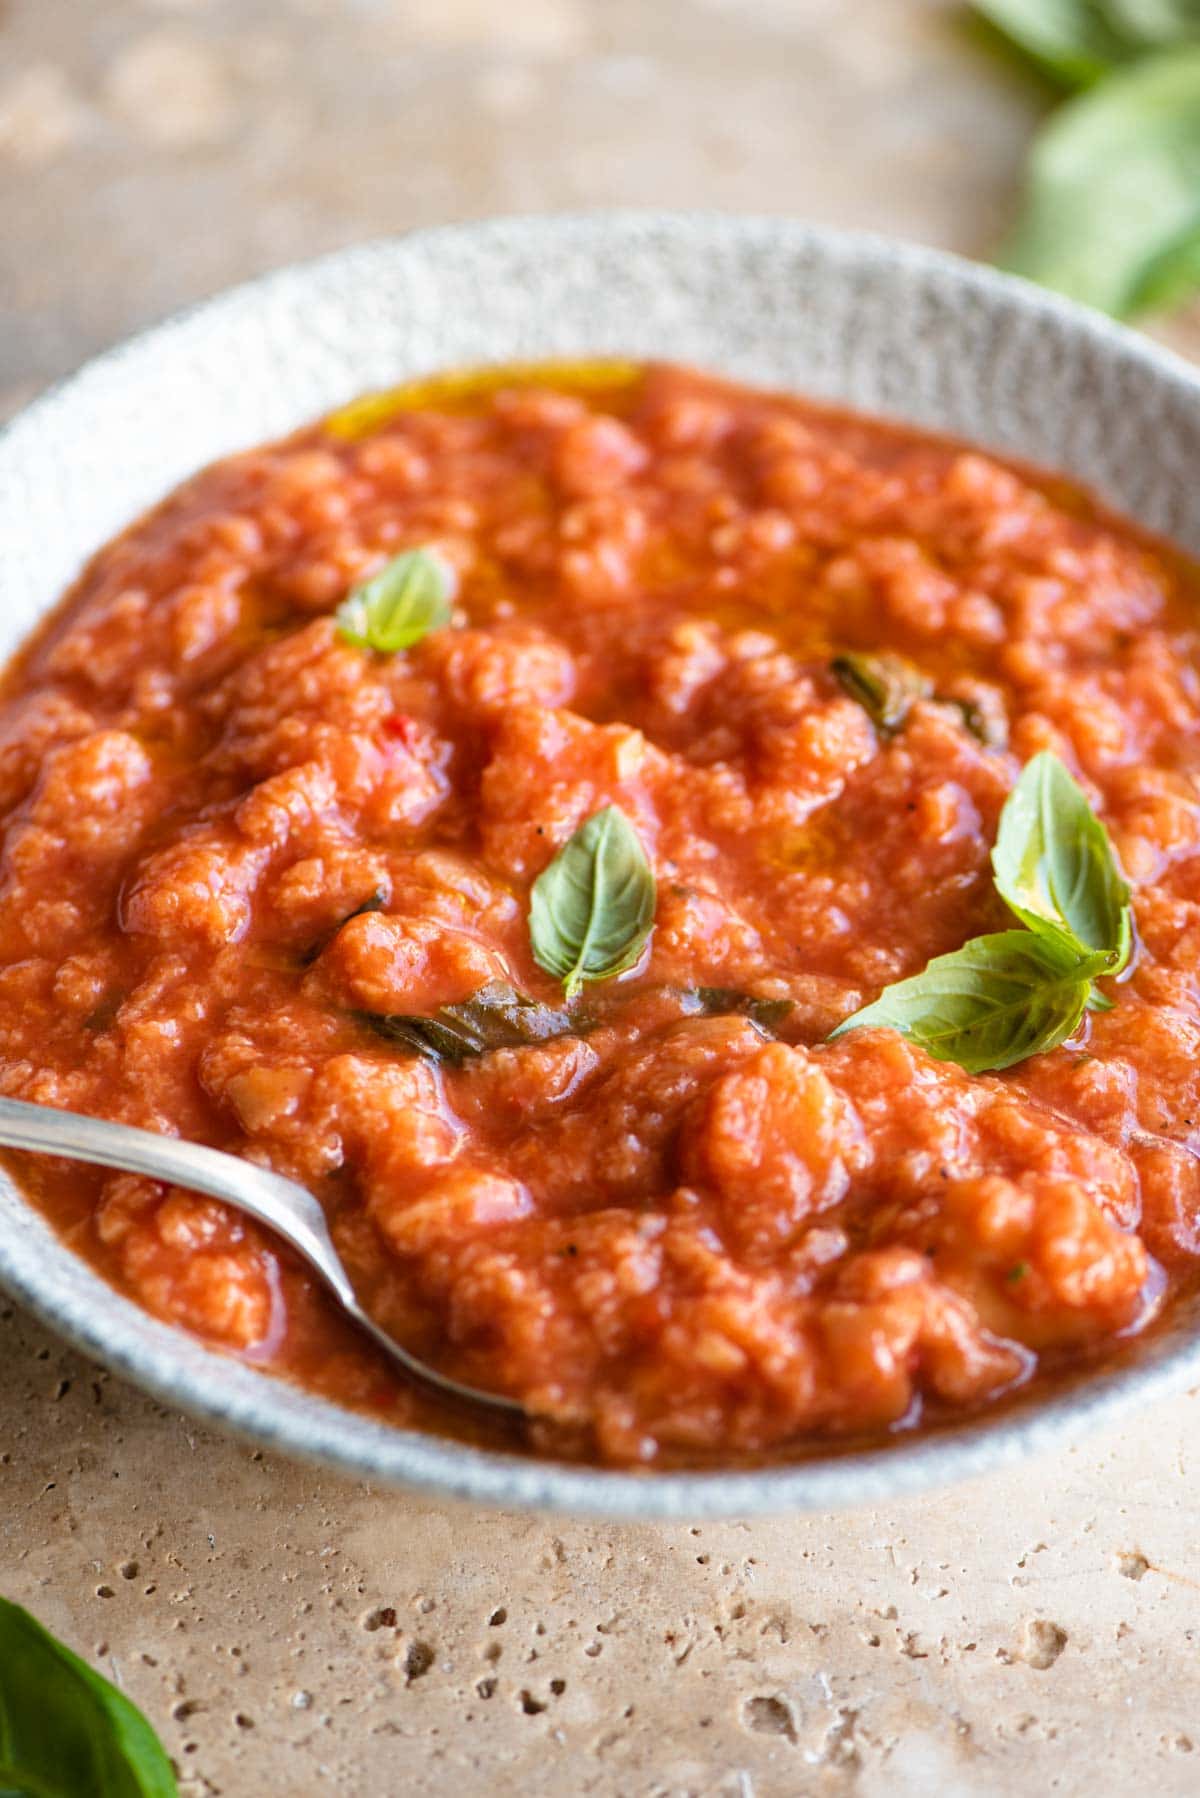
left=0, top=1595, right=177, bottom=1797
left=335, top=547, right=455, bottom=653
left=529, top=805, right=656, bottom=1000
left=831, top=653, right=932, bottom=735
left=830, top=751, right=1134, bottom=1072
left=357, top=980, right=575, bottom=1064
left=992, top=751, right=1131, bottom=970
left=999, top=48, right=1200, bottom=317
left=830, top=931, right=1108, bottom=1073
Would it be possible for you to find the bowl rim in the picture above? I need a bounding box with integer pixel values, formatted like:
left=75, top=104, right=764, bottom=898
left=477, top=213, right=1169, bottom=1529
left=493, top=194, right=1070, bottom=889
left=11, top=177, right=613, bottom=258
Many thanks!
left=4, top=207, right=1200, bottom=1518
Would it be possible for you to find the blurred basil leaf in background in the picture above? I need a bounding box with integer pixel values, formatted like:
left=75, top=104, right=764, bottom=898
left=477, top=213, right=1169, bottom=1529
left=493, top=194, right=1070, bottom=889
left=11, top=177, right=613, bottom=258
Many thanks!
left=974, top=0, right=1200, bottom=316
left=1106, top=0, right=1200, bottom=47
left=974, top=0, right=1140, bottom=84
left=998, top=49, right=1200, bottom=315
left=975, top=0, right=1200, bottom=83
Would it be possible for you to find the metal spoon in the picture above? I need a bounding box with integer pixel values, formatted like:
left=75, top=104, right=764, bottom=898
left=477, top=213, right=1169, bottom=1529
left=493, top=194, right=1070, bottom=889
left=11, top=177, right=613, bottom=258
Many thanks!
left=0, top=1095, right=527, bottom=1427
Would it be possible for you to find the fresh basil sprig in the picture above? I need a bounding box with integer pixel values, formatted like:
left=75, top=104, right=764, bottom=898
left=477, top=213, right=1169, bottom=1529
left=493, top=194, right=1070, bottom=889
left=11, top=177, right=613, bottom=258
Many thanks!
left=830, top=930, right=1110, bottom=1074
left=0, top=1595, right=177, bottom=1797
left=529, top=805, right=656, bottom=1000
left=335, top=547, right=455, bottom=653
left=831, top=752, right=1132, bottom=1072
left=992, top=751, right=1131, bottom=968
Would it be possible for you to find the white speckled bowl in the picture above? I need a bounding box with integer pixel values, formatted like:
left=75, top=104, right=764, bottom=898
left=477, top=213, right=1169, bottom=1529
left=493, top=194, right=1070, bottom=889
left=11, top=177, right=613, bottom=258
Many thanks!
left=3, top=213, right=1200, bottom=1517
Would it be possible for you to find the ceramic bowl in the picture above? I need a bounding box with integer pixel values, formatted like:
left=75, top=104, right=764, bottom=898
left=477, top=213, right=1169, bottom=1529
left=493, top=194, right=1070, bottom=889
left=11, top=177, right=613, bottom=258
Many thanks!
left=3, top=212, right=1200, bottom=1518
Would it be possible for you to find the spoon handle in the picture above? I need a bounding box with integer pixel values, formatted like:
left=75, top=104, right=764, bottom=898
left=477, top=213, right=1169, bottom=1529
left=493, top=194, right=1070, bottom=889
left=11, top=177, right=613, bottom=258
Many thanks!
left=0, top=1096, right=354, bottom=1303
left=0, top=1096, right=527, bottom=1425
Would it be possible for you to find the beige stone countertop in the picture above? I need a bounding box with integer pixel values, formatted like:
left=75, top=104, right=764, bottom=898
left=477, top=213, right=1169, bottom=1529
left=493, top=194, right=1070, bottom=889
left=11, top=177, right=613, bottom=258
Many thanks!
left=4, top=3, right=1200, bottom=1793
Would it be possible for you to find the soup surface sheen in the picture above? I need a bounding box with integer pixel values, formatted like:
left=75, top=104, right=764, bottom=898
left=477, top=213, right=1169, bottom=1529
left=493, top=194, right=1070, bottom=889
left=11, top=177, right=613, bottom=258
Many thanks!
left=5, top=361, right=1200, bottom=1467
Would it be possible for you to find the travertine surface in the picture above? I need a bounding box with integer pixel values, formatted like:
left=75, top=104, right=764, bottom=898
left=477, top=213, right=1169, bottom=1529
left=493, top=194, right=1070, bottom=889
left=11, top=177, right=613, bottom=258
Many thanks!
left=3, top=4, right=1200, bottom=1793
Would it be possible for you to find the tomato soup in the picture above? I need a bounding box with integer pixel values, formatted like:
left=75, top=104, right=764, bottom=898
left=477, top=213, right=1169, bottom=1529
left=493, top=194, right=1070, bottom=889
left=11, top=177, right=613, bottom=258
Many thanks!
left=3, top=361, right=1199, bottom=1467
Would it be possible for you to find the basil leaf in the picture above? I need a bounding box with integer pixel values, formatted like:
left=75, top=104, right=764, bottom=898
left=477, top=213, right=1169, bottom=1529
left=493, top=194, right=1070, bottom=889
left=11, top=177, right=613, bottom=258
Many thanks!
left=829, top=931, right=1107, bottom=1073
left=972, top=0, right=1141, bottom=85
left=1106, top=0, right=1200, bottom=46
left=0, top=1596, right=177, bottom=1798
left=335, top=547, right=455, bottom=653
left=999, top=49, right=1200, bottom=317
left=831, top=653, right=932, bottom=735
left=1123, top=215, right=1200, bottom=316
left=691, top=987, right=794, bottom=1032
left=529, top=805, right=656, bottom=1000
left=992, top=751, right=1131, bottom=968
left=357, top=980, right=575, bottom=1064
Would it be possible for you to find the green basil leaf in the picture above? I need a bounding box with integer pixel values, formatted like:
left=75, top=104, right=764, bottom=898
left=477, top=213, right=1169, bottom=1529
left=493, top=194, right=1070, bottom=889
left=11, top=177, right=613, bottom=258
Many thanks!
left=357, top=980, right=575, bottom=1064
left=335, top=547, right=455, bottom=653
left=999, top=49, right=1200, bottom=317
left=830, top=653, right=932, bottom=735
left=529, top=805, right=656, bottom=1000
left=1106, top=0, right=1200, bottom=46
left=829, top=931, right=1107, bottom=1073
left=973, top=0, right=1134, bottom=85
left=992, top=751, right=1131, bottom=968
left=1124, top=216, right=1200, bottom=316
left=0, top=1596, right=177, bottom=1798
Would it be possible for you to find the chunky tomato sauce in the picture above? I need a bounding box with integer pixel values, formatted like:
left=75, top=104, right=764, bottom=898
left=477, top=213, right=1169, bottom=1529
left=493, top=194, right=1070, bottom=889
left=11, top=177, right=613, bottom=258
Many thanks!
left=5, top=360, right=1200, bottom=1468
